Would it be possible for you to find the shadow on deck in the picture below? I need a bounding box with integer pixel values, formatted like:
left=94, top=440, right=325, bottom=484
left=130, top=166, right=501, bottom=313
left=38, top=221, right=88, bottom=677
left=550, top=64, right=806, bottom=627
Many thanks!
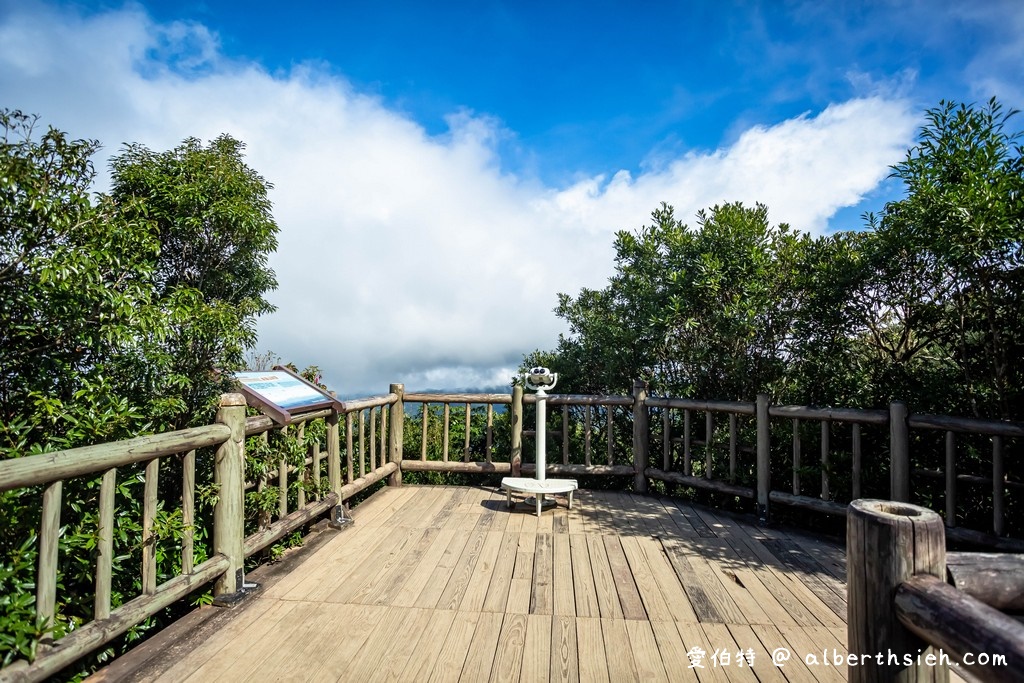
left=93, top=485, right=853, bottom=682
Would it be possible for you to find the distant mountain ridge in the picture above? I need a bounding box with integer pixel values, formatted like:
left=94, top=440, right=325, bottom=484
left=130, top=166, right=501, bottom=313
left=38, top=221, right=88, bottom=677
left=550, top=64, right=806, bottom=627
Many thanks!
left=334, top=385, right=514, bottom=401
left=409, top=384, right=513, bottom=395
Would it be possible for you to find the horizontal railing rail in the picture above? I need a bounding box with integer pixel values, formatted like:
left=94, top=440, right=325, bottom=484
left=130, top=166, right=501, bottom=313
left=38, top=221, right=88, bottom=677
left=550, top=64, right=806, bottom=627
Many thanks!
left=0, top=425, right=231, bottom=492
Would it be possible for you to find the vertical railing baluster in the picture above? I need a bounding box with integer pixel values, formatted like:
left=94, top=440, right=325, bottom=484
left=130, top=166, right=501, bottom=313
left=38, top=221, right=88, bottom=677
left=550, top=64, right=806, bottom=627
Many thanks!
left=790, top=419, right=798, bottom=493
left=278, top=426, right=288, bottom=519
left=359, top=410, right=366, bottom=477
left=95, top=468, right=116, bottom=619
left=258, top=432, right=270, bottom=530
left=345, top=411, right=354, bottom=484
left=370, top=407, right=377, bottom=471
left=143, top=457, right=159, bottom=595
left=945, top=431, right=956, bottom=527
left=486, top=404, right=493, bottom=463
left=993, top=435, right=1005, bottom=537
left=728, top=414, right=737, bottom=484
left=606, top=406, right=614, bottom=466
left=584, top=404, right=592, bottom=467
left=313, top=440, right=321, bottom=501
left=792, top=419, right=801, bottom=495
left=182, top=450, right=196, bottom=572
left=562, top=405, right=569, bottom=464
left=705, top=412, right=713, bottom=480
left=683, top=409, right=692, bottom=476
left=662, top=408, right=671, bottom=470
left=820, top=420, right=830, bottom=501
left=463, top=403, right=471, bottom=462
left=380, top=406, right=388, bottom=467
left=296, top=422, right=306, bottom=510
left=37, top=481, right=62, bottom=640
left=851, top=423, right=862, bottom=500
left=421, top=404, right=429, bottom=461
left=442, top=403, right=450, bottom=462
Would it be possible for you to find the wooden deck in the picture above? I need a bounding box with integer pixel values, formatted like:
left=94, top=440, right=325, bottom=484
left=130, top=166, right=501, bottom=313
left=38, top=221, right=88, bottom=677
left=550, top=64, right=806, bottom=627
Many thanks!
left=122, top=485, right=859, bottom=682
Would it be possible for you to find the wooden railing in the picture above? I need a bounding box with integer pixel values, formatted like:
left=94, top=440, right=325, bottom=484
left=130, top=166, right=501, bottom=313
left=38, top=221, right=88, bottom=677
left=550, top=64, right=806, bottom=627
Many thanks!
left=847, top=500, right=1024, bottom=682
left=402, top=390, right=513, bottom=473
left=0, top=389, right=402, bottom=682
left=398, top=381, right=1022, bottom=546
left=1, top=380, right=1021, bottom=680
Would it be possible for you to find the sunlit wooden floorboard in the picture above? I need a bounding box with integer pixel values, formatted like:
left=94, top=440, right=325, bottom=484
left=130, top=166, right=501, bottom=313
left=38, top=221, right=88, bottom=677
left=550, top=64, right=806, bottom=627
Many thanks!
left=127, top=484, right=950, bottom=682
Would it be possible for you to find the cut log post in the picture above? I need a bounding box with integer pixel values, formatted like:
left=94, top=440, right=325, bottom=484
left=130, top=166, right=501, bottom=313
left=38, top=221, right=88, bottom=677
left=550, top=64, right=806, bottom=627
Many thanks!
left=213, top=393, right=247, bottom=605
left=847, top=499, right=946, bottom=682
left=632, top=380, right=649, bottom=493
left=389, top=383, right=404, bottom=486
left=511, top=385, right=523, bottom=477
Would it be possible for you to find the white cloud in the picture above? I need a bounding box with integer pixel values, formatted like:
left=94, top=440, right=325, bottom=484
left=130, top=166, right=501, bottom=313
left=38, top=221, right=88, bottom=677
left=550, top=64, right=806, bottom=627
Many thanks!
left=0, top=3, right=919, bottom=395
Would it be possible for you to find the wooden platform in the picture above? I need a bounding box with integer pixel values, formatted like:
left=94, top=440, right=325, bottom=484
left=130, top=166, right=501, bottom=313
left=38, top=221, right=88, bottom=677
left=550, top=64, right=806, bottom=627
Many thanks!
left=125, top=485, right=866, bottom=682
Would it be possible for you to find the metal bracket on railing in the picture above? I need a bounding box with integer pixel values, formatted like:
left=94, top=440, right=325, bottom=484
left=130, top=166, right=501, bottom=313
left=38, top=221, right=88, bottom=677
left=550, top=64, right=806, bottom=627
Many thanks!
left=213, top=569, right=259, bottom=607
left=329, top=503, right=354, bottom=529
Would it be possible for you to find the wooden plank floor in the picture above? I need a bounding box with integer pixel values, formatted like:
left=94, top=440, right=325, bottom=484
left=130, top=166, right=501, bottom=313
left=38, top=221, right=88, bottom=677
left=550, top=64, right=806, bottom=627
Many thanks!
left=141, top=485, right=891, bottom=682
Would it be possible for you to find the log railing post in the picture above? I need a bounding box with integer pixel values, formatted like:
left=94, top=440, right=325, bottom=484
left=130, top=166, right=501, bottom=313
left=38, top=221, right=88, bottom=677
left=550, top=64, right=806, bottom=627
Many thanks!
left=511, top=385, right=524, bottom=477
left=632, top=380, right=649, bottom=493
left=847, top=499, right=946, bottom=682
left=889, top=401, right=910, bottom=502
left=389, top=383, right=404, bottom=487
left=756, top=393, right=770, bottom=523
left=213, top=393, right=247, bottom=604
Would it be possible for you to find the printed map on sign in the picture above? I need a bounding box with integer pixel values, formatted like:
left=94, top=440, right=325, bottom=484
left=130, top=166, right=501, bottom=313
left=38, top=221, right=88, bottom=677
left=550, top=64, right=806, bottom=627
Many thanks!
left=233, top=368, right=341, bottom=424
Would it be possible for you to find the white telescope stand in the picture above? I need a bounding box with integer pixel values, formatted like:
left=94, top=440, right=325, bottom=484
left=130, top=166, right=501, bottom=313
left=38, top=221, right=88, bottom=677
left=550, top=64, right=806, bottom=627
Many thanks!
left=501, top=368, right=578, bottom=516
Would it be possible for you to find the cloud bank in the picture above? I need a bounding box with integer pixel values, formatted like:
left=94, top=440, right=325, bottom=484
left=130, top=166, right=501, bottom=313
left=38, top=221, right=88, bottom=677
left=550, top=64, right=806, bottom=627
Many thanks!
left=0, top=3, right=919, bottom=394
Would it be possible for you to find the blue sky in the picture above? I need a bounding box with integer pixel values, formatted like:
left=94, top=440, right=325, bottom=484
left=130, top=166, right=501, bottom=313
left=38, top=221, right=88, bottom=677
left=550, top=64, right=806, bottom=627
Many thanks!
left=130, top=1, right=1017, bottom=183
left=2, top=1, right=1022, bottom=394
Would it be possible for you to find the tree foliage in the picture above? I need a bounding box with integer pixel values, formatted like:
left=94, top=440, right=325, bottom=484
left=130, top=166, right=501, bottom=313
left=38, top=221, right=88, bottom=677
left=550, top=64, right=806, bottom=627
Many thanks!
left=110, top=135, right=279, bottom=428
left=544, top=202, right=809, bottom=401
left=0, top=111, right=280, bottom=669
left=0, top=111, right=162, bottom=451
left=860, top=98, right=1024, bottom=417
left=534, top=99, right=1024, bottom=421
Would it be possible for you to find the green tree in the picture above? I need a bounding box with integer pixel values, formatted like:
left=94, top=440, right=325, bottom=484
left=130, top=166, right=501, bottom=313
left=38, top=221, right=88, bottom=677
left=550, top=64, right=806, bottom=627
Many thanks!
left=860, top=98, right=1024, bottom=418
left=785, top=230, right=871, bottom=407
left=1, top=113, right=282, bottom=668
left=0, top=110, right=162, bottom=451
left=546, top=202, right=809, bottom=401
left=110, top=135, right=279, bottom=427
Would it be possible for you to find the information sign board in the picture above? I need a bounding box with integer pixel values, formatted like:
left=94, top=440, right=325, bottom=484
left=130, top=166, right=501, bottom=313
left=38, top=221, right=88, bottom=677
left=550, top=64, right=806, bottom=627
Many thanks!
left=233, top=366, right=341, bottom=425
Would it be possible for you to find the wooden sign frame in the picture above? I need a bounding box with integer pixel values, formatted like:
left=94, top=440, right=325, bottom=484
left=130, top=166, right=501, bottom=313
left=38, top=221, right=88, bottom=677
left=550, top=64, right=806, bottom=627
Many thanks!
left=233, top=365, right=342, bottom=425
